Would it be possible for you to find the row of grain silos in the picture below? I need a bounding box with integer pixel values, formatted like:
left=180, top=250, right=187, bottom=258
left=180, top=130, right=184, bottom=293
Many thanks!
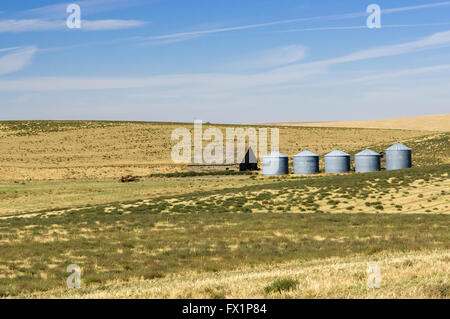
left=262, top=143, right=411, bottom=176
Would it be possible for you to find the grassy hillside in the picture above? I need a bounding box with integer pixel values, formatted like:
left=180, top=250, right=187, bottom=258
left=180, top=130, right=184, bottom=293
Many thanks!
left=0, top=120, right=448, bottom=299
left=0, top=120, right=442, bottom=180
left=1, top=164, right=448, bottom=297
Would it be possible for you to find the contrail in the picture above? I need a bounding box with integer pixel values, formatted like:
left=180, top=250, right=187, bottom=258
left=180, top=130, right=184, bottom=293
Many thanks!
left=149, top=1, right=450, bottom=41
left=381, top=1, right=450, bottom=13
left=278, top=22, right=450, bottom=33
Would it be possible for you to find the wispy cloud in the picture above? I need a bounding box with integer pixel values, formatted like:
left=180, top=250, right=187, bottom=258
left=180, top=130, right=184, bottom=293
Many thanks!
left=0, top=46, right=37, bottom=76
left=336, top=64, right=450, bottom=84
left=284, top=64, right=450, bottom=89
left=143, top=16, right=361, bottom=43
left=0, top=47, right=21, bottom=53
left=251, top=29, right=450, bottom=80
left=279, top=22, right=450, bottom=33
left=381, top=1, right=450, bottom=13
left=138, top=34, right=203, bottom=46
left=0, top=0, right=148, bottom=32
left=240, top=45, right=308, bottom=69
left=0, top=20, right=62, bottom=32
left=82, top=20, right=146, bottom=31
left=142, top=1, right=450, bottom=43
left=2, top=29, right=450, bottom=91
left=0, top=19, right=146, bottom=32
left=20, top=0, right=150, bottom=19
left=327, top=30, right=450, bottom=64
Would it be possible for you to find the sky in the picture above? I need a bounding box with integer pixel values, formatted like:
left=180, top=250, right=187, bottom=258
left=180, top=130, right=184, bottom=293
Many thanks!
left=0, top=0, right=449, bottom=123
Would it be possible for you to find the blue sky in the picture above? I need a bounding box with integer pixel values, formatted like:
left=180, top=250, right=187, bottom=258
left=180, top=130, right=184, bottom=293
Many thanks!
left=0, top=0, right=449, bottom=123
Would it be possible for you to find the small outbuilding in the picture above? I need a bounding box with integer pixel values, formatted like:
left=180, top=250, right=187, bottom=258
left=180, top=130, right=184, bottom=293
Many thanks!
left=324, top=149, right=350, bottom=173
left=239, top=147, right=258, bottom=171
left=355, top=148, right=381, bottom=173
left=385, top=143, right=411, bottom=170
left=293, top=150, right=319, bottom=174
left=262, top=151, right=289, bottom=176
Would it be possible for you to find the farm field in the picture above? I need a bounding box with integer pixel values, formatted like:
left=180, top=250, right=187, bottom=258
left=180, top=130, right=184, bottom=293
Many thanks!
left=271, top=114, right=450, bottom=132
left=0, top=175, right=262, bottom=216
left=4, top=0, right=450, bottom=304
left=0, top=119, right=448, bottom=299
left=0, top=121, right=444, bottom=180
left=22, top=249, right=449, bottom=299
left=0, top=164, right=449, bottom=298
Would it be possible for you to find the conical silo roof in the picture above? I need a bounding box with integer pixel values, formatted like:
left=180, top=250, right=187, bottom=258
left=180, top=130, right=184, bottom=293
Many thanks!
left=325, top=149, right=349, bottom=157
left=264, top=151, right=288, bottom=158
left=294, top=150, right=318, bottom=157
left=386, top=143, right=411, bottom=151
left=355, top=148, right=380, bottom=156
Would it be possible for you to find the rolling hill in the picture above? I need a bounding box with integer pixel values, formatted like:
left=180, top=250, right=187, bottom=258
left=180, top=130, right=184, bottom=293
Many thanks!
left=0, top=120, right=445, bottom=180
left=270, top=114, right=450, bottom=132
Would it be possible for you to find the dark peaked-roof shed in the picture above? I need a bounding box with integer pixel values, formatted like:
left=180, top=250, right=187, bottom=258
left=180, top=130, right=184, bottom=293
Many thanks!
left=239, top=147, right=258, bottom=171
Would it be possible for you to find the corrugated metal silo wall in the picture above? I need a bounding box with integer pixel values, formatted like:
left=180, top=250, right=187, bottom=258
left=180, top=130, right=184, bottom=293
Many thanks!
left=293, top=156, right=319, bottom=174
left=355, top=155, right=380, bottom=172
left=324, top=156, right=350, bottom=173
left=262, top=157, right=289, bottom=175
left=386, top=150, right=412, bottom=170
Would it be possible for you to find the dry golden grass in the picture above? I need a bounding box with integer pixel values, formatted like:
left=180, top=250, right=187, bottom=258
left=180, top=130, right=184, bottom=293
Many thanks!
left=272, top=114, right=450, bottom=132
left=0, top=122, right=185, bottom=180
left=0, top=175, right=266, bottom=216
left=163, top=170, right=449, bottom=215
left=0, top=121, right=433, bottom=180
left=18, top=249, right=449, bottom=299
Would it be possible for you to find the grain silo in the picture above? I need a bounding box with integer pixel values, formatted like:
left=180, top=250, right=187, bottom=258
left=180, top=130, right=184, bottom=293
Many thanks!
left=385, top=143, right=411, bottom=170
left=355, top=148, right=381, bottom=172
left=293, top=150, right=319, bottom=174
left=324, top=149, right=350, bottom=173
left=262, top=151, right=289, bottom=176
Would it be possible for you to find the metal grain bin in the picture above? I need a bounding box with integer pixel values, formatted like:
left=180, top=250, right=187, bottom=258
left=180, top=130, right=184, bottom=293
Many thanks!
left=324, top=149, right=350, bottom=173
left=386, top=143, right=411, bottom=170
left=293, top=150, right=319, bottom=174
left=262, top=151, right=289, bottom=176
left=355, top=148, right=380, bottom=173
